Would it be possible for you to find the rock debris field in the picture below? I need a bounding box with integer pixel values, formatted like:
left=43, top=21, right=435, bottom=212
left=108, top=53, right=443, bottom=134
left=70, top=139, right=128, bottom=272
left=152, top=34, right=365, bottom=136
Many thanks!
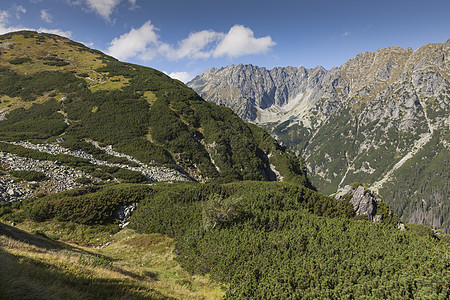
left=0, top=141, right=191, bottom=202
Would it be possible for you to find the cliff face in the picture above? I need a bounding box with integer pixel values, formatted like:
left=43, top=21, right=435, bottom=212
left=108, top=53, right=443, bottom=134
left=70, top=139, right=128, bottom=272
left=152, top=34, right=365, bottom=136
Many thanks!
left=188, top=40, right=450, bottom=232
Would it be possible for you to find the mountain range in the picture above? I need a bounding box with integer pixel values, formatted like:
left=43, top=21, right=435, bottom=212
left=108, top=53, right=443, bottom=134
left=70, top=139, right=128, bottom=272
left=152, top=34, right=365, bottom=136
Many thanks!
left=0, top=31, right=449, bottom=299
left=188, top=40, right=450, bottom=232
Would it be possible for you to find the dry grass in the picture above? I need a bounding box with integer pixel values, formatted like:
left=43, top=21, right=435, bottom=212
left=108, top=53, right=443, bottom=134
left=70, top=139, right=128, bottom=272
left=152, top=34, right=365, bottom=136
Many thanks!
left=144, top=91, right=157, bottom=105
left=0, top=33, right=128, bottom=96
left=0, top=221, right=224, bottom=299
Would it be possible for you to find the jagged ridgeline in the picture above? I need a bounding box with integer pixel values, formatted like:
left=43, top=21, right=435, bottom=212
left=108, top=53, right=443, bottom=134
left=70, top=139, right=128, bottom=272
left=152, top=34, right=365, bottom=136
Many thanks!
left=0, top=31, right=311, bottom=185
left=188, top=41, right=450, bottom=232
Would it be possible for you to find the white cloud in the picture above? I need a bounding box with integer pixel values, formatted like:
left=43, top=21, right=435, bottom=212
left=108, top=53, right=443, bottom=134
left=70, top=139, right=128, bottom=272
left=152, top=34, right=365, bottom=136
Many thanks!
left=40, top=9, right=52, bottom=23
left=107, top=21, right=275, bottom=62
left=14, top=5, right=27, bottom=19
left=128, top=0, right=138, bottom=10
left=85, top=0, right=121, bottom=20
left=0, top=10, right=9, bottom=24
left=171, top=30, right=224, bottom=60
left=213, top=25, right=275, bottom=58
left=83, top=0, right=138, bottom=20
left=0, top=10, right=71, bottom=38
left=341, top=32, right=351, bottom=37
left=107, top=20, right=159, bottom=60
left=66, top=0, right=138, bottom=20
left=37, top=27, right=72, bottom=37
left=0, top=25, right=72, bottom=38
left=167, top=71, right=194, bottom=83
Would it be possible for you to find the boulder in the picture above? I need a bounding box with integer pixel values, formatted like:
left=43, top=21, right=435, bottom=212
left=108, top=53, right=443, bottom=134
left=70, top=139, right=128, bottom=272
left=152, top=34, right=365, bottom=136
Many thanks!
left=117, top=202, right=138, bottom=229
left=335, top=184, right=381, bottom=221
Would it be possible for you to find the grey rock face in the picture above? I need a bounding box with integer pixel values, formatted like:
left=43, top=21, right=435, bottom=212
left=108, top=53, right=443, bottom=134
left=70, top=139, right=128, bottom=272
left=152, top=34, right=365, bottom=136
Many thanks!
left=0, top=177, right=31, bottom=202
left=117, top=202, right=138, bottom=229
left=5, top=141, right=191, bottom=183
left=188, top=64, right=337, bottom=123
left=0, top=150, right=92, bottom=199
left=335, top=185, right=381, bottom=221
left=188, top=40, right=450, bottom=232
left=397, top=223, right=406, bottom=230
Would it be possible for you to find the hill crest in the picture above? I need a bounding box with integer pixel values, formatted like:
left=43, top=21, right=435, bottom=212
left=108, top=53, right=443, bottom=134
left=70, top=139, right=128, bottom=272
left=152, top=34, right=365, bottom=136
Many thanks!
left=0, top=31, right=313, bottom=195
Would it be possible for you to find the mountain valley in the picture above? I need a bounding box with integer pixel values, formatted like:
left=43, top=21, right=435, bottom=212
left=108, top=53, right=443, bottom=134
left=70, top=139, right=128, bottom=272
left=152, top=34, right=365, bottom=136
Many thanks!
left=0, top=31, right=449, bottom=299
left=188, top=40, right=450, bottom=232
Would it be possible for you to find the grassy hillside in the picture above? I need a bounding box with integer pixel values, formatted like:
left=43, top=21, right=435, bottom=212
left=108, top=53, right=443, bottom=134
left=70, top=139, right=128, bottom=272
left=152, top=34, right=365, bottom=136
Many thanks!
left=0, top=221, right=223, bottom=299
left=0, top=31, right=311, bottom=186
left=1, top=182, right=448, bottom=298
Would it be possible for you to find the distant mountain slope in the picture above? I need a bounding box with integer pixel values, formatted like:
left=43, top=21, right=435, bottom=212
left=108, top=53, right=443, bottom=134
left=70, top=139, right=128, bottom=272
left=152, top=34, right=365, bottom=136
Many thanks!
left=0, top=31, right=311, bottom=188
left=188, top=40, right=450, bottom=232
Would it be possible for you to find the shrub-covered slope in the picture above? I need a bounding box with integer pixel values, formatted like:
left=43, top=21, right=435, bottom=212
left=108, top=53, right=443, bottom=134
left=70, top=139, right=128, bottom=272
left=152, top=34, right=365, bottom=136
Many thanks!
left=0, top=31, right=310, bottom=186
left=2, top=182, right=448, bottom=299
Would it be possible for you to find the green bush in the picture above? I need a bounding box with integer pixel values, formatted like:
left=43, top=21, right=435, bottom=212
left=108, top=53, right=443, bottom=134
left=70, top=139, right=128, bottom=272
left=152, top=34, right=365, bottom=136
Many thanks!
left=0, top=202, right=13, bottom=217
left=113, top=168, right=147, bottom=183
left=25, top=184, right=154, bottom=224
left=75, top=177, right=92, bottom=184
left=407, top=224, right=436, bottom=238
left=10, top=170, right=48, bottom=182
left=202, top=194, right=243, bottom=231
left=43, top=61, right=70, bottom=66
left=9, top=57, right=32, bottom=65
left=16, top=180, right=450, bottom=298
left=0, top=99, right=67, bottom=139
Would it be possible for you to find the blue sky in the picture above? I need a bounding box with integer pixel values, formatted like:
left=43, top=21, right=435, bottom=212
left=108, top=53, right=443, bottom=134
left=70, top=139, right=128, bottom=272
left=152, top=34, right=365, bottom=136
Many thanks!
left=0, top=0, right=449, bottom=82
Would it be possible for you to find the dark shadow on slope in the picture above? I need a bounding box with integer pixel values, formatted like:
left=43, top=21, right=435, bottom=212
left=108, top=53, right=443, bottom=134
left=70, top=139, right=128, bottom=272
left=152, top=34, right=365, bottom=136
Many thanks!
left=0, top=221, right=74, bottom=251
left=0, top=246, right=171, bottom=300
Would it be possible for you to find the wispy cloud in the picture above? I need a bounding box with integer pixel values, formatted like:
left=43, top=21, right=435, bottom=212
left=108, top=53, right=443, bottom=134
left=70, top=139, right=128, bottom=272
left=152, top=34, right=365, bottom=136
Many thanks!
left=0, top=10, right=9, bottom=24
left=341, top=31, right=351, bottom=37
left=128, top=0, right=138, bottom=10
left=0, top=9, right=71, bottom=37
left=167, top=71, right=194, bottom=83
left=85, top=0, right=121, bottom=20
left=107, top=21, right=276, bottom=62
left=14, top=5, right=27, bottom=19
left=81, top=0, right=137, bottom=20
left=40, top=9, right=52, bottom=23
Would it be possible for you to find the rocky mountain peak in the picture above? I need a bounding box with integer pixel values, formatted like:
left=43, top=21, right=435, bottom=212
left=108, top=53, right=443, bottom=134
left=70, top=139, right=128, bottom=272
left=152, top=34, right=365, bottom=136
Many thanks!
left=188, top=40, right=450, bottom=233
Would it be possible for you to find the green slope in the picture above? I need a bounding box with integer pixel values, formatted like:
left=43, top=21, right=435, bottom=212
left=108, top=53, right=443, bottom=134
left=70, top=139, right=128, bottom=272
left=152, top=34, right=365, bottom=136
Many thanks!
left=0, top=31, right=311, bottom=185
left=1, top=182, right=448, bottom=298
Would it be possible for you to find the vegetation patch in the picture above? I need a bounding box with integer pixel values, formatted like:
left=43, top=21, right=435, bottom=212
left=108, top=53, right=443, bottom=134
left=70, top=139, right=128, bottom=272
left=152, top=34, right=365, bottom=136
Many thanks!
left=0, top=222, right=223, bottom=299
left=10, top=170, right=48, bottom=182
left=8, top=57, right=32, bottom=65
left=2, top=180, right=449, bottom=298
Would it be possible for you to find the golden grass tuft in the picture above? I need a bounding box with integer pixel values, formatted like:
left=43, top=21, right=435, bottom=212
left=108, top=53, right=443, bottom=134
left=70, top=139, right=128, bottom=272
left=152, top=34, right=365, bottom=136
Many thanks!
left=0, top=221, right=224, bottom=299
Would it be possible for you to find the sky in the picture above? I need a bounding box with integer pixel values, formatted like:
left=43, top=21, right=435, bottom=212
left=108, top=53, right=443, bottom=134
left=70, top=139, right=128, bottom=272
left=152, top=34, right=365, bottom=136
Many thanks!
left=0, top=0, right=449, bottom=82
